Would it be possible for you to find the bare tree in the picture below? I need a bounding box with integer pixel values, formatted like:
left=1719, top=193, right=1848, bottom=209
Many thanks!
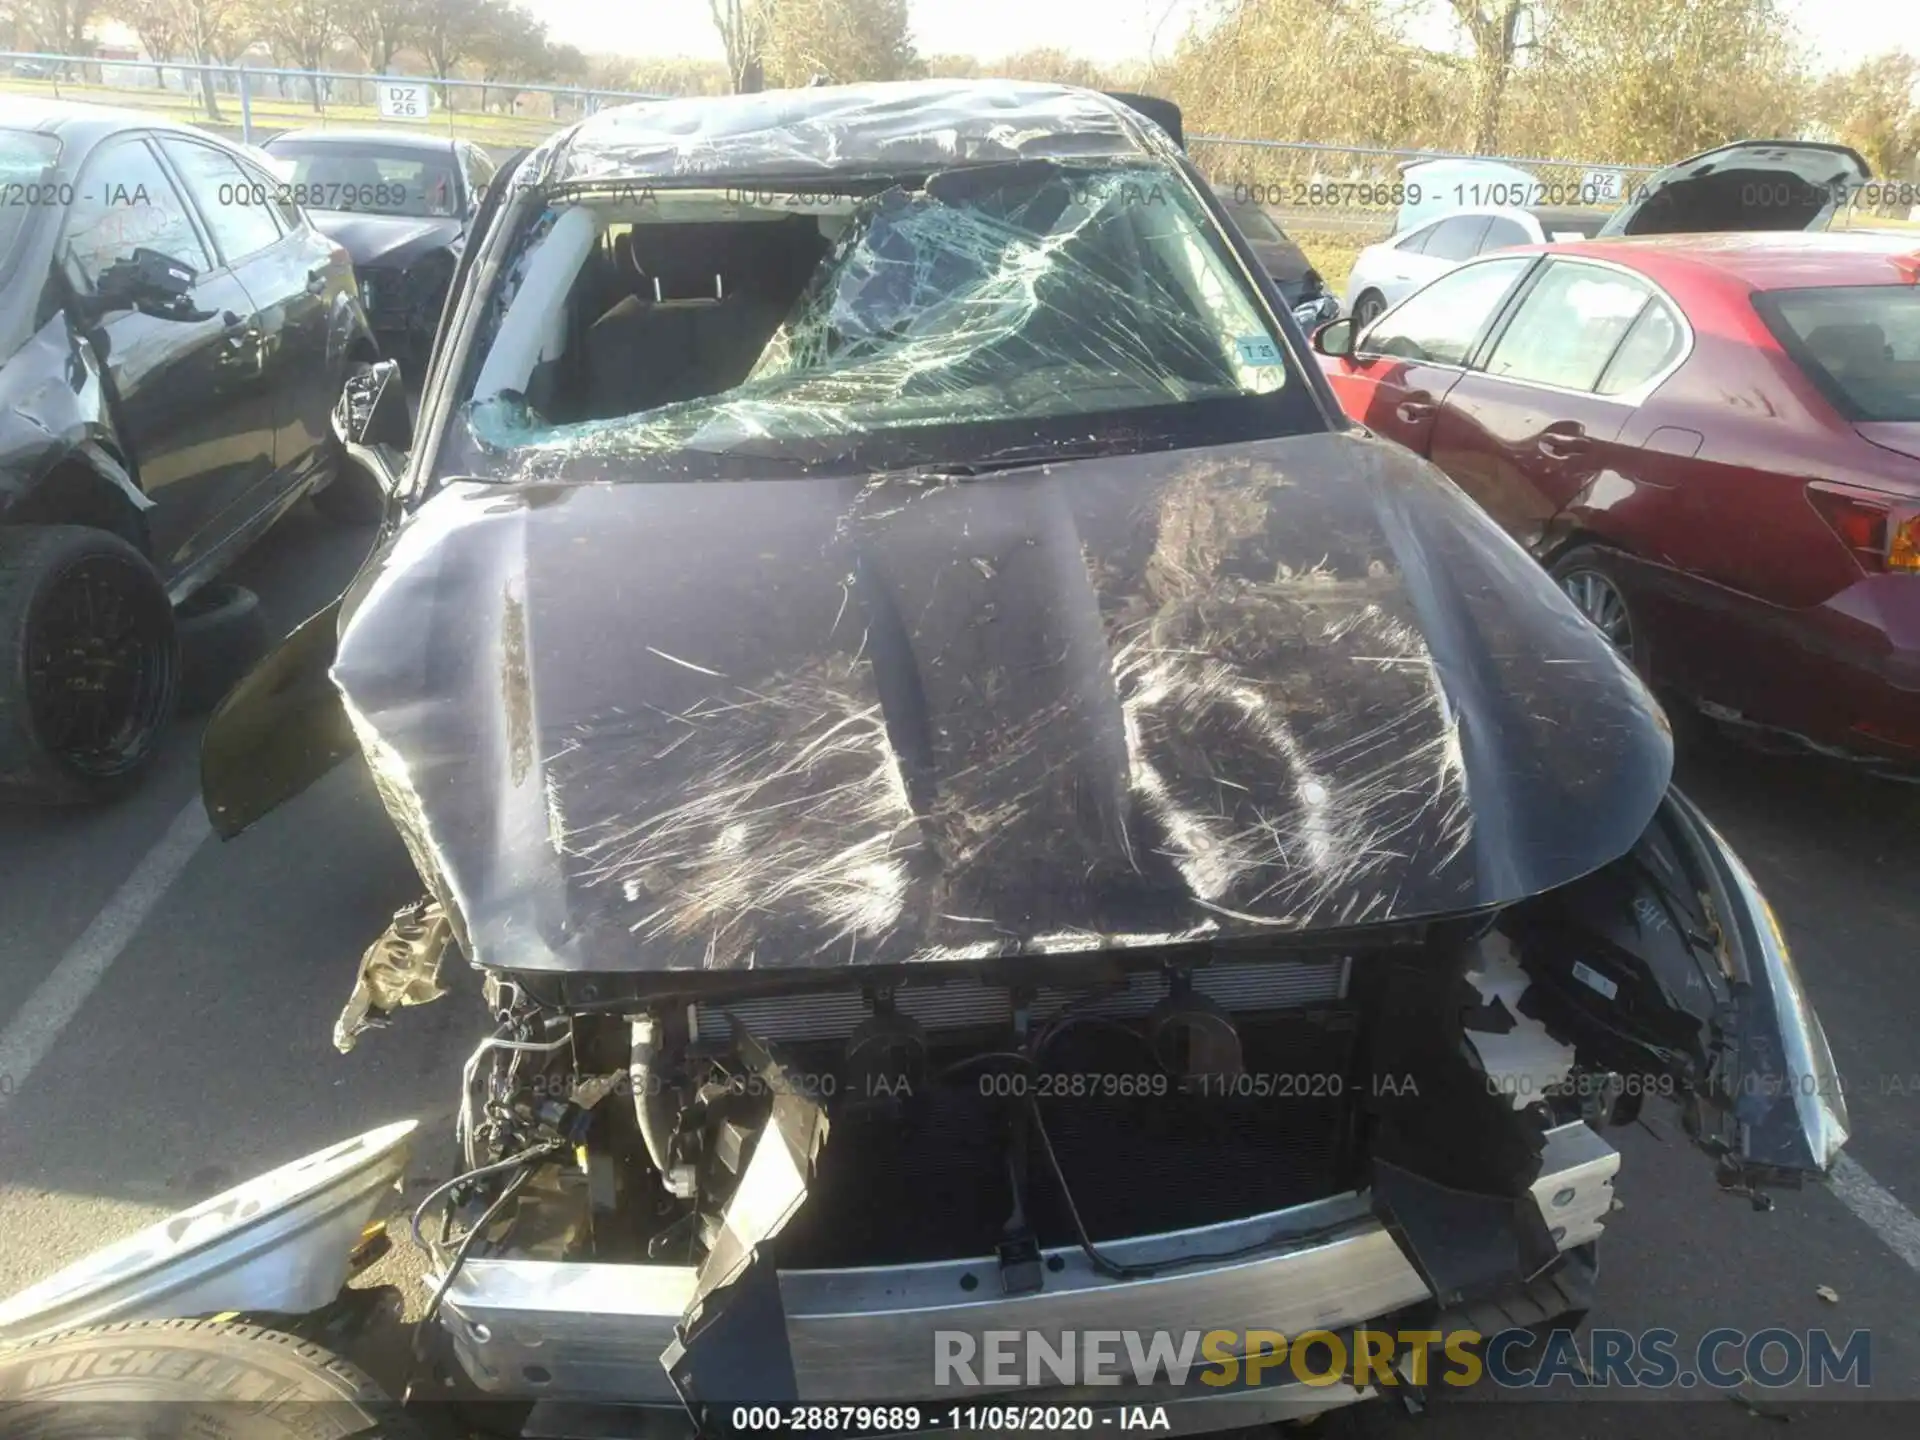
left=116, top=0, right=186, bottom=84
left=167, top=0, right=248, bottom=120
left=13, top=0, right=99, bottom=54
left=413, top=0, right=494, bottom=107
left=254, top=0, right=340, bottom=108
left=341, top=0, right=415, bottom=74
left=1446, top=0, right=1538, bottom=153
left=708, top=0, right=768, bottom=93
left=469, top=0, right=545, bottom=111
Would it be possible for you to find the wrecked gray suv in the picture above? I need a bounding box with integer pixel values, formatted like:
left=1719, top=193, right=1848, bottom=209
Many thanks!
left=0, top=82, right=1849, bottom=1439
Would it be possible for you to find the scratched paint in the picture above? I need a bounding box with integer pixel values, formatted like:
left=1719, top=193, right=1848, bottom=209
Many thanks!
left=328, top=429, right=1672, bottom=979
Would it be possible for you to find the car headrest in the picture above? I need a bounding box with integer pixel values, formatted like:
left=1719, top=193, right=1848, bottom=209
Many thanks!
left=1803, top=322, right=1888, bottom=371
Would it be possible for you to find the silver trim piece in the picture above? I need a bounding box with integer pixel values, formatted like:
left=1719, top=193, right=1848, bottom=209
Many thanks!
left=441, top=1122, right=1620, bottom=1403
left=0, top=1120, right=416, bottom=1344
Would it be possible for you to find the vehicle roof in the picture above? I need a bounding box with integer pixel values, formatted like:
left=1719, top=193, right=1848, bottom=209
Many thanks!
left=1525, top=230, right=1920, bottom=289
left=1398, top=204, right=1606, bottom=232
left=264, top=127, right=459, bottom=153
left=551, top=79, right=1164, bottom=184
left=0, top=94, right=215, bottom=149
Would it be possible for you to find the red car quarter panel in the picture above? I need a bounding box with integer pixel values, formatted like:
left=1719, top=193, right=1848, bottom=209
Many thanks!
left=1323, top=235, right=1920, bottom=764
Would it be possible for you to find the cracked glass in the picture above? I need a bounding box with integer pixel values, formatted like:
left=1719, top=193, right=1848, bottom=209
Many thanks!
left=455, top=162, right=1289, bottom=472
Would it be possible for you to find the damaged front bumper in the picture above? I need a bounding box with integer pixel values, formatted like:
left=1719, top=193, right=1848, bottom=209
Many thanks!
left=0, top=1121, right=416, bottom=1346
left=437, top=1122, right=1616, bottom=1407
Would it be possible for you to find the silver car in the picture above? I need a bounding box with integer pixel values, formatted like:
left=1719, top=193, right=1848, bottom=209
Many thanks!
left=1344, top=205, right=1605, bottom=329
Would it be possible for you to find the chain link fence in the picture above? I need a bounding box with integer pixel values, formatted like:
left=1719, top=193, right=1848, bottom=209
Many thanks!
left=0, top=49, right=666, bottom=152
left=1192, top=135, right=1665, bottom=245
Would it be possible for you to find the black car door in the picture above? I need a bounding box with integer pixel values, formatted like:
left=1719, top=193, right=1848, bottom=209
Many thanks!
left=158, top=136, right=340, bottom=502
left=59, top=133, right=275, bottom=588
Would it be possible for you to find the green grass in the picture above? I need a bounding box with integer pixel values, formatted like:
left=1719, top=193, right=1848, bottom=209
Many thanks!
left=1295, top=232, right=1371, bottom=297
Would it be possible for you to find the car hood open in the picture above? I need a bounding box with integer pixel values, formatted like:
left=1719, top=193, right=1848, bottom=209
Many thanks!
left=1598, top=140, right=1871, bottom=237
left=326, top=430, right=1671, bottom=980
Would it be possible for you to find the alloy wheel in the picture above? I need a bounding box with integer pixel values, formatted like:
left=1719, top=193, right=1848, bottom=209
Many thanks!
left=1560, top=567, right=1633, bottom=651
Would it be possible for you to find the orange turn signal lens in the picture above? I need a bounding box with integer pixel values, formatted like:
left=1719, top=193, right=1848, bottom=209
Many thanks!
left=1807, top=484, right=1890, bottom=569
left=1891, top=513, right=1920, bottom=572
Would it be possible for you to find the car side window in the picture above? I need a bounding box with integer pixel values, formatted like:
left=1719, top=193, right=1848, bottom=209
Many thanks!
left=1394, top=224, right=1436, bottom=254
left=159, top=138, right=284, bottom=265
left=1484, top=260, right=1655, bottom=391
left=1423, top=215, right=1493, bottom=261
left=244, top=158, right=303, bottom=232
left=62, top=137, right=211, bottom=290
left=1360, top=255, right=1533, bottom=365
left=1479, top=215, right=1531, bottom=251
left=1596, top=295, right=1684, bottom=395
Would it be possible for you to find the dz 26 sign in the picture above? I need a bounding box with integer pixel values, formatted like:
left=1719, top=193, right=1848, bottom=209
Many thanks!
left=377, top=82, right=430, bottom=120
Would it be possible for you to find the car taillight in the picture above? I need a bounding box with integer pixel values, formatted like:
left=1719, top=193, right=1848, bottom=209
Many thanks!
left=1807, top=482, right=1920, bottom=573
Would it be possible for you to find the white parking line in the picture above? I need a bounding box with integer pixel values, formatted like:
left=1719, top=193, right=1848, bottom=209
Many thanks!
left=0, top=798, right=210, bottom=1116
left=1829, top=1152, right=1920, bottom=1275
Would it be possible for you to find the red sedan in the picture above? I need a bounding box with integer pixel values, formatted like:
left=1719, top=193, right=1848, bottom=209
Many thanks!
left=1314, top=231, right=1920, bottom=766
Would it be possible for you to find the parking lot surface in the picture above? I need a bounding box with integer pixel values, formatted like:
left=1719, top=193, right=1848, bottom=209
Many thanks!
left=0, top=503, right=1916, bottom=1436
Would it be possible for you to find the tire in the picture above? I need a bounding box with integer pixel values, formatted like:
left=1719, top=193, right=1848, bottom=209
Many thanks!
left=313, top=360, right=389, bottom=528
left=0, top=1318, right=425, bottom=1439
left=0, top=525, right=179, bottom=805
left=1548, top=544, right=1707, bottom=750
left=1351, top=289, right=1387, bottom=330
left=176, top=582, right=272, bottom=716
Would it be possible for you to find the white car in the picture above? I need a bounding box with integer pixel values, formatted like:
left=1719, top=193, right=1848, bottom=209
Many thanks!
left=1344, top=205, right=1605, bottom=329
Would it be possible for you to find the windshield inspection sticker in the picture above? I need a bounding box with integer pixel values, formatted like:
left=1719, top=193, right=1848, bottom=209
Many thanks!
left=1235, top=334, right=1283, bottom=366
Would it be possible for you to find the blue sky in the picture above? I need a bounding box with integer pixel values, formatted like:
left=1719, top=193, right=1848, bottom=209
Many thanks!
left=536, top=0, right=1915, bottom=72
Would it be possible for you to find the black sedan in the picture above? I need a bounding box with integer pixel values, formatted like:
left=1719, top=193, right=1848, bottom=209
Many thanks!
left=1212, top=184, right=1340, bottom=328
left=262, top=128, right=495, bottom=363
left=0, top=97, right=379, bottom=805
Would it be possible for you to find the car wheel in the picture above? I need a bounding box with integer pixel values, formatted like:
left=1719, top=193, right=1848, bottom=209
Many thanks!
left=1351, top=290, right=1387, bottom=329
left=0, top=1318, right=425, bottom=1439
left=176, top=581, right=272, bottom=715
left=1551, top=547, right=1637, bottom=654
left=313, top=359, right=390, bottom=528
left=1549, top=544, right=1706, bottom=749
left=0, top=525, right=179, bottom=805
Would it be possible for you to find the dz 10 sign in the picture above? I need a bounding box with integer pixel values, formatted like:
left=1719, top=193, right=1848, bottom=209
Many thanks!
left=377, top=82, right=430, bottom=120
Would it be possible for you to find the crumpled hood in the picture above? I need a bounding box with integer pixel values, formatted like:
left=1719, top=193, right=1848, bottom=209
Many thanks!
left=332, top=430, right=1671, bottom=979
left=310, top=211, right=462, bottom=269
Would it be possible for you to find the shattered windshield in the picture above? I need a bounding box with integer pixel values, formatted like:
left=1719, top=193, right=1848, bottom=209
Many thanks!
left=446, top=160, right=1296, bottom=476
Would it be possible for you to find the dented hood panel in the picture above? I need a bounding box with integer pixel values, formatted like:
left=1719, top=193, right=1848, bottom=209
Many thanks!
left=331, top=430, right=1672, bottom=976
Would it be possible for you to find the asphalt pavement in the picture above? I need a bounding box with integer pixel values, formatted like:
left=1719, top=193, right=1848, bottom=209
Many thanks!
left=0, top=500, right=1916, bottom=1437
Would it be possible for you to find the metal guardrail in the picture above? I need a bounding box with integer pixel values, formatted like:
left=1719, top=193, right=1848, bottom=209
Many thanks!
left=0, top=49, right=670, bottom=146
left=1189, top=136, right=1665, bottom=244
left=1, top=47, right=1668, bottom=218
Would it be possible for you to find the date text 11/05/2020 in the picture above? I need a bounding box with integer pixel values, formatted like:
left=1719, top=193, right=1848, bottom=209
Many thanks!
left=710, top=1328, right=1870, bottom=1435
left=518, top=1068, right=1433, bottom=1103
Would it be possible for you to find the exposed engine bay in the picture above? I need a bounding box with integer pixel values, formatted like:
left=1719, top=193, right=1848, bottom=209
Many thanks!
left=287, top=629, right=1846, bottom=1415
left=392, top=834, right=1720, bottom=1311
